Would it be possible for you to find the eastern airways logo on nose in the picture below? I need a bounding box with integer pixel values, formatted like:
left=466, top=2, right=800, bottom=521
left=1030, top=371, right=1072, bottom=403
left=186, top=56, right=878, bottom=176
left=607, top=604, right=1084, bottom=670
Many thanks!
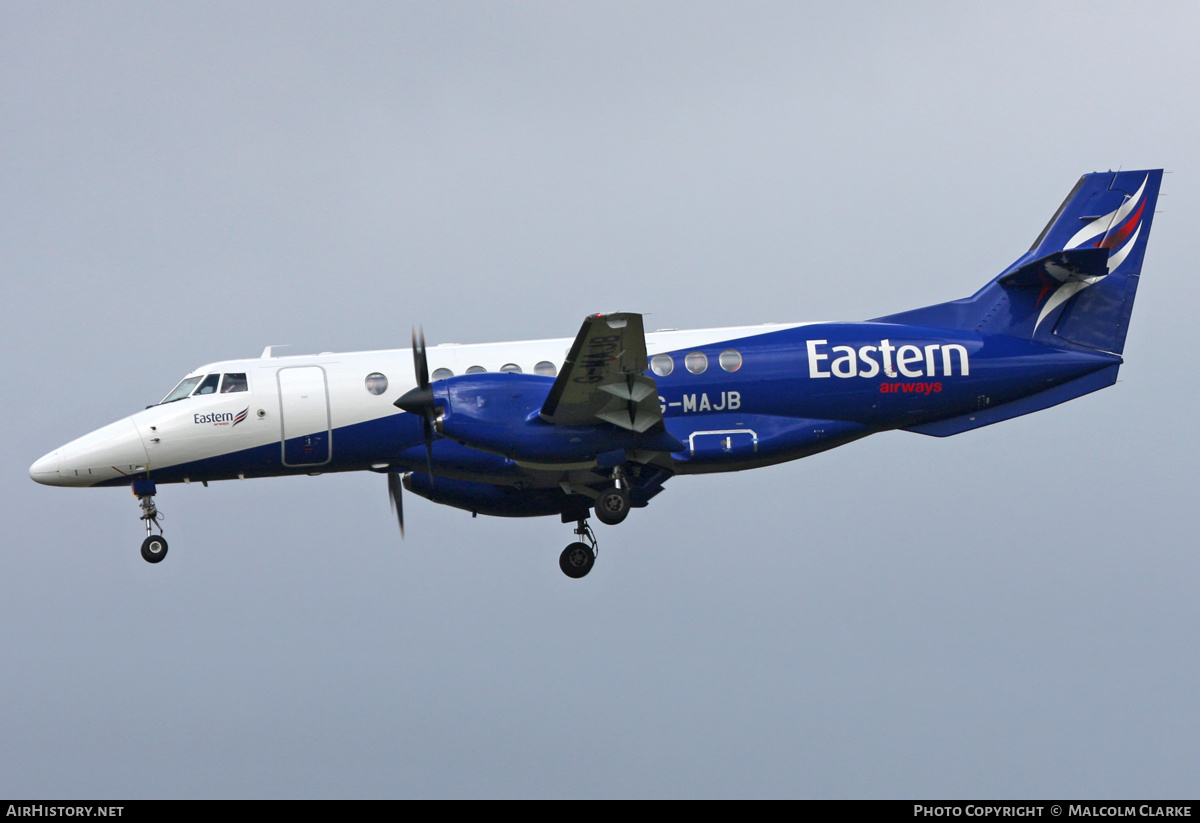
left=194, top=407, right=250, bottom=427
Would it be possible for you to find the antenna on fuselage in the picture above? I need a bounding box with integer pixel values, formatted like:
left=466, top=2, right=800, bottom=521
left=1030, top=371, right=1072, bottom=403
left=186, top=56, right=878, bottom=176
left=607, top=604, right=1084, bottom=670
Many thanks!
left=260, top=345, right=291, bottom=358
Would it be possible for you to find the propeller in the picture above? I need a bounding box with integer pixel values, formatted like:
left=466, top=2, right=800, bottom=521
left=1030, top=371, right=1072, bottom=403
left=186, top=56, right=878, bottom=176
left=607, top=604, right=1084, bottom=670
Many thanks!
left=387, top=327, right=441, bottom=539
left=387, top=471, right=405, bottom=538
left=394, top=326, right=437, bottom=482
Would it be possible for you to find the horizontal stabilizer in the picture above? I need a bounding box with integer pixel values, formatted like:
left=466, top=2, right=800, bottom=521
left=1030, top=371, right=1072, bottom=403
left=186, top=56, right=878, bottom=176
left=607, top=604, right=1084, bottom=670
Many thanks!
left=997, top=248, right=1109, bottom=288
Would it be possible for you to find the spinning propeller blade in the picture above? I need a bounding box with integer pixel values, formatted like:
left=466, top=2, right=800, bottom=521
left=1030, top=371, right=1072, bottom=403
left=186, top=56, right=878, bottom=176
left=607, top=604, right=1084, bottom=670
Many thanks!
left=412, top=326, right=429, bottom=388
left=394, top=326, right=437, bottom=485
left=387, top=471, right=405, bottom=538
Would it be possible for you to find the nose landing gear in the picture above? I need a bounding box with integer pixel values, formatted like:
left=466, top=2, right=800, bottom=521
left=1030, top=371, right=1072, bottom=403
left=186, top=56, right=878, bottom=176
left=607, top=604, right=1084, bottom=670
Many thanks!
left=134, top=480, right=167, bottom=564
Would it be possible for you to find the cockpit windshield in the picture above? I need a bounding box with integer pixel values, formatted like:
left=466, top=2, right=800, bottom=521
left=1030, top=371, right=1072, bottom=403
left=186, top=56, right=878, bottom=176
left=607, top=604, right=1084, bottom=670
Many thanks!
left=159, top=372, right=250, bottom=404
left=194, top=374, right=220, bottom=395
left=160, top=376, right=203, bottom=404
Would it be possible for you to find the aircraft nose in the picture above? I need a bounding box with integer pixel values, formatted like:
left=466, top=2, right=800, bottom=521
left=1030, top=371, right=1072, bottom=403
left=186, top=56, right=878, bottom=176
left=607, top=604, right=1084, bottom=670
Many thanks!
left=29, top=450, right=62, bottom=485
left=31, top=417, right=150, bottom=487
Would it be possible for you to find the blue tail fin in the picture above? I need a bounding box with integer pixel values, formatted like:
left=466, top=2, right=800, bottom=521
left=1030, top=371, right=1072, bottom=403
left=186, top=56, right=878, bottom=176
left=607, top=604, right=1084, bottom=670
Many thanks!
left=875, top=169, right=1162, bottom=354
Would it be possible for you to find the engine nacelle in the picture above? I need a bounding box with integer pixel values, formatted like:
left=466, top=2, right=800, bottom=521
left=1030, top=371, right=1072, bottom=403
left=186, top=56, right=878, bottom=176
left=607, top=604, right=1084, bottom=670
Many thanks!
left=429, top=373, right=655, bottom=465
left=403, top=472, right=581, bottom=518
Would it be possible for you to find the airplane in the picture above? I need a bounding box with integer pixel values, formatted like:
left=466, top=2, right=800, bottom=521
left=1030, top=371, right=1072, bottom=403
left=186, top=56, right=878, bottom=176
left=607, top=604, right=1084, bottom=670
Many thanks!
left=29, top=169, right=1161, bottom=578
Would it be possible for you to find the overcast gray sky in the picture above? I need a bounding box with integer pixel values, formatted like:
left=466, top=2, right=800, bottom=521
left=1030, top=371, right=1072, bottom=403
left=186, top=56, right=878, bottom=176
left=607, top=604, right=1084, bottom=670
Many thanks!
left=4, top=1, right=1198, bottom=798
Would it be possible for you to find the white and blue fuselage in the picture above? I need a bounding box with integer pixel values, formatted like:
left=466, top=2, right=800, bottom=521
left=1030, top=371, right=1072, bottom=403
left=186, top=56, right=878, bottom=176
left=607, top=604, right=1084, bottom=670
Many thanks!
left=29, top=320, right=1116, bottom=495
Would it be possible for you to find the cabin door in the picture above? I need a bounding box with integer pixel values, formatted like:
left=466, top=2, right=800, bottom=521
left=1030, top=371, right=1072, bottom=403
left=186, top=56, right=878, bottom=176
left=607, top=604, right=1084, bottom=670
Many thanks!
left=278, top=366, right=331, bottom=467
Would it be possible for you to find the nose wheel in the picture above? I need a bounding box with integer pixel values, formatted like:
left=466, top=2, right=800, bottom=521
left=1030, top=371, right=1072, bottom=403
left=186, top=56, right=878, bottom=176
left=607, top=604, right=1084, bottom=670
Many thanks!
left=559, top=519, right=598, bottom=579
left=141, top=534, right=168, bottom=563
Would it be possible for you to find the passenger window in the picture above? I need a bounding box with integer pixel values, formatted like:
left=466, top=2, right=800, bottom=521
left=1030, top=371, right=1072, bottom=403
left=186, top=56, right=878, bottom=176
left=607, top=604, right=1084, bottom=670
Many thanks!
left=194, top=374, right=220, bottom=395
left=685, top=352, right=708, bottom=375
left=534, top=361, right=557, bottom=377
left=431, top=368, right=454, bottom=381
left=220, top=373, right=248, bottom=393
left=465, top=365, right=486, bottom=374
left=364, top=373, right=388, bottom=395
left=718, top=350, right=742, bottom=372
left=650, top=354, right=674, bottom=377
left=500, top=363, right=522, bottom=374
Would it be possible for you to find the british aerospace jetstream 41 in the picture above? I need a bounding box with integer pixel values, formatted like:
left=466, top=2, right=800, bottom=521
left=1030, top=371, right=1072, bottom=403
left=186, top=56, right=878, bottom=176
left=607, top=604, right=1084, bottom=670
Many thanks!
left=30, top=169, right=1161, bottom=577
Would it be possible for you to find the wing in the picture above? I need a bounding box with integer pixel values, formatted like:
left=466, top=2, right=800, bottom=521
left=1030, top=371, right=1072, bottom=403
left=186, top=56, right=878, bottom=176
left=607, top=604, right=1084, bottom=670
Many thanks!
left=539, top=312, right=662, bottom=434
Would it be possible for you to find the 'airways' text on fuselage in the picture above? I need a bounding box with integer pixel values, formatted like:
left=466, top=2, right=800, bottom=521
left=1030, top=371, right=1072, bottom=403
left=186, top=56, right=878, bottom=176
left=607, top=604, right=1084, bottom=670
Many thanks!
left=807, top=339, right=970, bottom=379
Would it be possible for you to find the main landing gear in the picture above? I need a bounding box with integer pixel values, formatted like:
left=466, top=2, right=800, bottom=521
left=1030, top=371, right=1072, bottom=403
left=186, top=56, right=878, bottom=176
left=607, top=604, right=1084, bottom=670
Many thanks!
left=560, top=519, right=597, bottom=579
left=594, top=486, right=630, bottom=526
left=593, top=468, right=631, bottom=527
left=559, top=475, right=633, bottom=578
left=134, top=480, right=168, bottom=564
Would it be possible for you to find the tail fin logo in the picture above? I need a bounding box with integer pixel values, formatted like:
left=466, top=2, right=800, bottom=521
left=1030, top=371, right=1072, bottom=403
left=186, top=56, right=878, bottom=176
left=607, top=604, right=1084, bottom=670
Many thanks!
left=1063, top=174, right=1148, bottom=273
left=1033, top=174, right=1148, bottom=334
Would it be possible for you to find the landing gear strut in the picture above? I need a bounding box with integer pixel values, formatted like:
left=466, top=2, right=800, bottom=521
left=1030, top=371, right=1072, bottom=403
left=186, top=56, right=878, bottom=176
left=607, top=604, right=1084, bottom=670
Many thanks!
left=134, top=480, right=167, bottom=564
left=559, top=519, right=597, bottom=579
